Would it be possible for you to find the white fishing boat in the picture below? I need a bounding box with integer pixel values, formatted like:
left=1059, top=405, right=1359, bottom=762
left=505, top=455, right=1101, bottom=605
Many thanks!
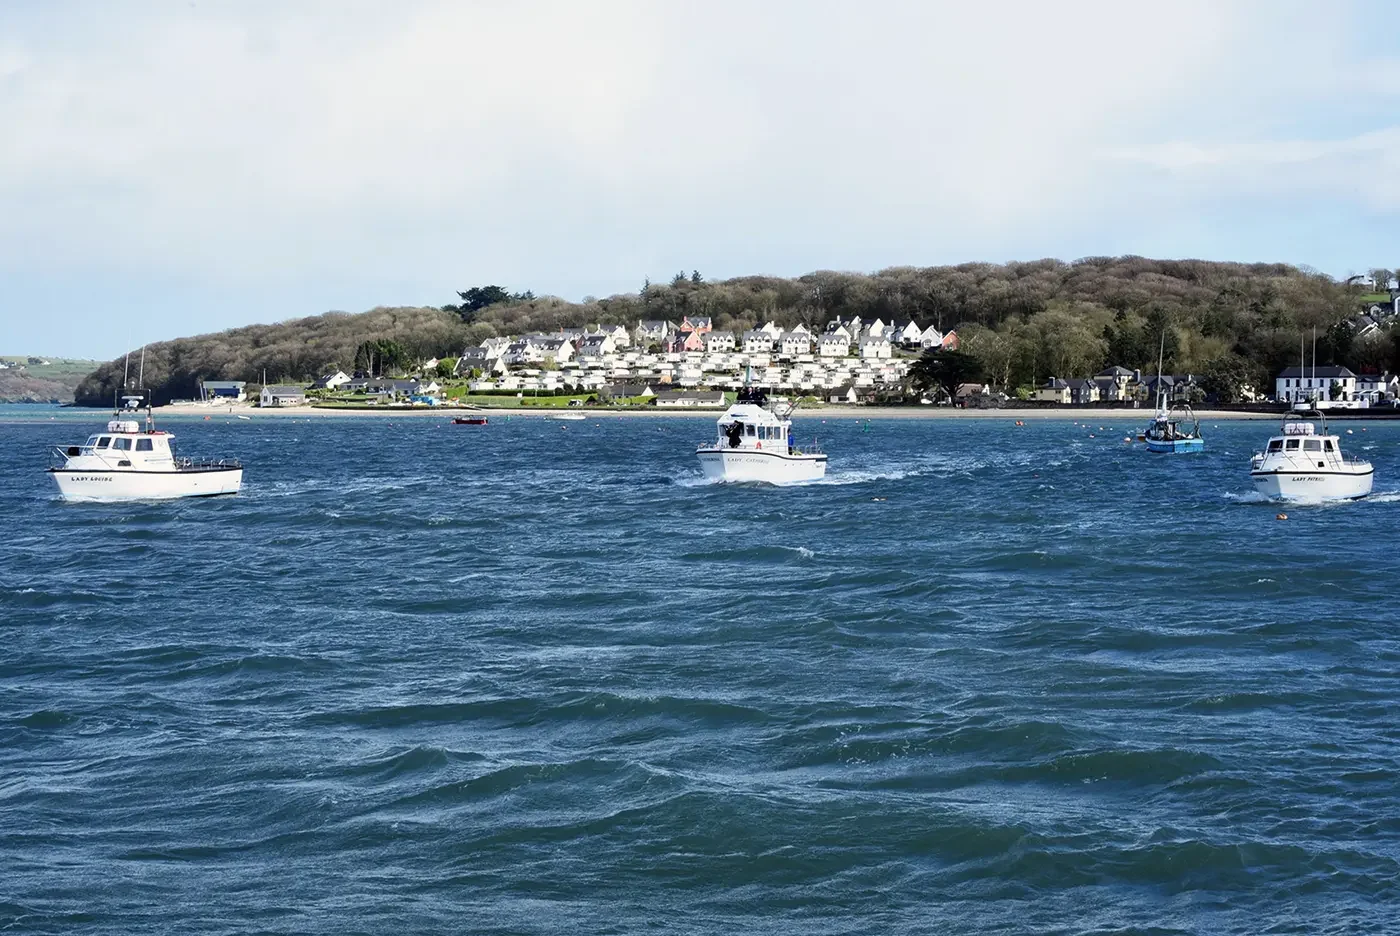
left=696, top=388, right=827, bottom=483
left=48, top=397, right=244, bottom=502
left=1249, top=409, right=1372, bottom=501
left=550, top=412, right=587, bottom=421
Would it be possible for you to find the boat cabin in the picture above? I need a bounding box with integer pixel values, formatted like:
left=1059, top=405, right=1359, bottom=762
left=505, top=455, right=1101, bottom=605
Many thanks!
left=712, top=388, right=797, bottom=453
left=65, top=420, right=178, bottom=471
left=1259, top=421, right=1345, bottom=470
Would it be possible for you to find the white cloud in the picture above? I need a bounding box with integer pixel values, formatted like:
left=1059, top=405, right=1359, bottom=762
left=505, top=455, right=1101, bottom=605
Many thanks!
left=0, top=0, right=1396, bottom=353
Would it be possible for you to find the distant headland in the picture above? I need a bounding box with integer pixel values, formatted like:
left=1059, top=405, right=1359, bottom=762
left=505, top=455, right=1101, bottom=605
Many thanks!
left=72, top=257, right=1400, bottom=409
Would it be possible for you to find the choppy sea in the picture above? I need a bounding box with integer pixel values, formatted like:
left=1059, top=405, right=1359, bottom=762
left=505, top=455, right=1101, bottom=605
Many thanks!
left=3, top=404, right=1400, bottom=934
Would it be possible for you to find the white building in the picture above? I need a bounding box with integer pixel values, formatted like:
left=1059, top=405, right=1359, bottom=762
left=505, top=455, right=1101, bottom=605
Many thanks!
left=1274, top=365, right=1358, bottom=404
left=312, top=370, right=351, bottom=390
left=744, top=330, right=776, bottom=354
left=260, top=384, right=307, bottom=407
left=576, top=333, right=616, bottom=362
left=779, top=331, right=812, bottom=358
left=819, top=333, right=851, bottom=357
left=705, top=331, right=736, bottom=353
left=860, top=335, right=893, bottom=360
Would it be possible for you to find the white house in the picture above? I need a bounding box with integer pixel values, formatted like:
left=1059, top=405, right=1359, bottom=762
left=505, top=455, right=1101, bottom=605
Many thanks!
left=705, top=331, right=736, bottom=353
left=891, top=321, right=924, bottom=347
left=598, top=324, right=632, bottom=349
left=1353, top=372, right=1392, bottom=404
left=859, top=335, right=893, bottom=360
left=636, top=320, right=677, bottom=344
left=744, top=330, right=776, bottom=354
left=1034, top=378, right=1071, bottom=404
left=920, top=326, right=945, bottom=349
left=779, top=331, right=812, bottom=358
left=825, top=316, right=860, bottom=337
left=1275, top=365, right=1357, bottom=404
left=759, top=320, right=782, bottom=337
left=576, top=333, right=615, bottom=362
left=260, top=384, right=307, bottom=407
left=819, top=333, right=851, bottom=358
left=312, top=370, right=351, bottom=390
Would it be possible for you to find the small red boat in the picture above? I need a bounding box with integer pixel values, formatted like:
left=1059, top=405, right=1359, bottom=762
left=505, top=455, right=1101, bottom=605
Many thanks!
left=453, top=417, right=488, bottom=425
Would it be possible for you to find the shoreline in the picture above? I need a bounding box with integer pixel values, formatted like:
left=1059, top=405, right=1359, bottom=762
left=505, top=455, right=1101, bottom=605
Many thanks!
left=139, top=402, right=1284, bottom=421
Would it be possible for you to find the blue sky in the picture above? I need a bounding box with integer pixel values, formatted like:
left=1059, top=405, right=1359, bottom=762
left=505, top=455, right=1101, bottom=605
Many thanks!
left=1, top=0, right=1397, bottom=359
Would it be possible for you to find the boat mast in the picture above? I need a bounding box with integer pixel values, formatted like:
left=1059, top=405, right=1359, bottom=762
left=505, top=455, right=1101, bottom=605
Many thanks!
left=1155, top=331, right=1166, bottom=413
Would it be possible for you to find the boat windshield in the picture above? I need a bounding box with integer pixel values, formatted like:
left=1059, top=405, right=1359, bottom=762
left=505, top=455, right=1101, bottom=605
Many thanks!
left=1267, top=439, right=1283, bottom=453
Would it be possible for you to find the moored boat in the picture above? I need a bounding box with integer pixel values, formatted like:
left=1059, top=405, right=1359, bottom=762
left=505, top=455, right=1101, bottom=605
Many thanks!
left=1143, top=400, right=1204, bottom=453
left=1141, top=333, right=1204, bottom=453
left=696, top=388, right=827, bottom=483
left=453, top=417, right=488, bottom=425
left=1249, top=409, right=1372, bottom=501
left=48, top=398, right=243, bottom=502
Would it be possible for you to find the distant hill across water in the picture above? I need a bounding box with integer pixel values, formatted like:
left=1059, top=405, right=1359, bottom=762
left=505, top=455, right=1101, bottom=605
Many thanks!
left=72, top=257, right=1398, bottom=406
left=0, top=357, right=102, bottom=403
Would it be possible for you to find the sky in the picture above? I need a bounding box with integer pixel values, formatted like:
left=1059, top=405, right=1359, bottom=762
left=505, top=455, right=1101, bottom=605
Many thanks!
left=1, top=0, right=1397, bottom=359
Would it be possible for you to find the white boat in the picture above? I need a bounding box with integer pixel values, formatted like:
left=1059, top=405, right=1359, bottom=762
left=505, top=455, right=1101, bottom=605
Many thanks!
left=1249, top=409, right=1372, bottom=501
left=696, top=388, right=827, bottom=483
left=49, top=398, right=243, bottom=502
left=550, top=412, right=587, bottom=421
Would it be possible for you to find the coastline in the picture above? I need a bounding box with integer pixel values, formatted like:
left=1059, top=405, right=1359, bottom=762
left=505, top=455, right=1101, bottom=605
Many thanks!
left=143, top=402, right=1282, bottom=421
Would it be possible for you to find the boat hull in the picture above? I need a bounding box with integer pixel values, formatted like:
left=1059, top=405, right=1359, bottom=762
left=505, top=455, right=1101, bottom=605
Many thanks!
left=49, top=467, right=243, bottom=503
left=1250, top=468, right=1372, bottom=501
left=697, top=448, right=827, bottom=483
left=1145, top=437, right=1204, bottom=454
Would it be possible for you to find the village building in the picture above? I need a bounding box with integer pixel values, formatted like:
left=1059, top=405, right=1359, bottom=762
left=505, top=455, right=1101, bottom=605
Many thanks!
left=1275, top=365, right=1358, bottom=404
left=259, top=384, right=307, bottom=407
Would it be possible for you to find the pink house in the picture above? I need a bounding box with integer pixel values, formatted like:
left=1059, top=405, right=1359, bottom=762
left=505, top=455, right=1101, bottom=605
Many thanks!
left=669, top=331, right=705, bottom=353
left=680, top=316, right=712, bottom=335
left=941, top=330, right=959, bottom=350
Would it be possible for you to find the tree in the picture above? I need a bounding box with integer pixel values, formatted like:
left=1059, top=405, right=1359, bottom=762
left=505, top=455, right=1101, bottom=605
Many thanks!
left=435, top=359, right=456, bottom=379
left=691, top=270, right=704, bottom=285
left=1370, top=269, right=1392, bottom=292
left=1198, top=353, right=1259, bottom=403
left=454, top=286, right=512, bottom=317
left=908, top=349, right=984, bottom=402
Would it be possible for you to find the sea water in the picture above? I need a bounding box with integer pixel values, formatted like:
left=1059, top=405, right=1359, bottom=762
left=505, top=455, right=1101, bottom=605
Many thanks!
left=3, top=409, right=1400, bottom=934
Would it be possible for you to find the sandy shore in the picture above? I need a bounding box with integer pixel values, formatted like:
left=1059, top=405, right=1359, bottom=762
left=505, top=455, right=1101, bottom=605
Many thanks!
left=153, top=402, right=1279, bottom=421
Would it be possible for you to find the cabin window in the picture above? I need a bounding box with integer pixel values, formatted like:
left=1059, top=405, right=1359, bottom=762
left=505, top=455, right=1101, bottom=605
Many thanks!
left=746, top=425, right=755, bottom=437
left=111, top=437, right=132, bottom=450
left=1324, top=440, right=1335, bottom=452
left=1303, top=439, right=1321, bottom=452
left=1284, top=439, right=1299, bottom=450
left=135, top=438, right=154, bottom=451
left=96, top=436, right=111, bottom=448
left=1267, top=440, right=1282, bottom=453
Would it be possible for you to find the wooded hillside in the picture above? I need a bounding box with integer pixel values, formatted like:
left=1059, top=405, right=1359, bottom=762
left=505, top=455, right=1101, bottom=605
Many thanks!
left=75, top=257, right=1394, bottom=405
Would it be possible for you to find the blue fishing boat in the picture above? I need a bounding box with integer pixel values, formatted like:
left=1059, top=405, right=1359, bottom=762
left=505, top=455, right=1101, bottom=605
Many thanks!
left=1143, top=400, right=1204, bottom=453
left=1140, top=333, right=1204, bottom=454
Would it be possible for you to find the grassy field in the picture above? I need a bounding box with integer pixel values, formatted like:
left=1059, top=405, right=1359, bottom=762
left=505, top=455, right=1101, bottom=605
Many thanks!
left=0, top=356, right=101, bottom=402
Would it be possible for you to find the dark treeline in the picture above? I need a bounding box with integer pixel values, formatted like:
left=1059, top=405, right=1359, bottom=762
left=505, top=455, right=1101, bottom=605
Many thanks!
left=76, top=257, right=1395, bottom=405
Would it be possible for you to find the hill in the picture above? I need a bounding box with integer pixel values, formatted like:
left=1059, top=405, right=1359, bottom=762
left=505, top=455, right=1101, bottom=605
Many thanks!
left=0, top=357, right=103, bottom=403
left=74, top=257, right=1394, bottom=405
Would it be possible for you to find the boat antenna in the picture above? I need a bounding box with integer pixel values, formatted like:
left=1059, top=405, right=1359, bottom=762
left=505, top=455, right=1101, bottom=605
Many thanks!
left=138, top=344, right=145, bottom=389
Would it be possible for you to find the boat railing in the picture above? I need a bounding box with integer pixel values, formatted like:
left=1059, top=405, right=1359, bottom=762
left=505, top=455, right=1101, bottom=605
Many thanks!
left=50, top=444, right=119, bottom=467
left=176, top=456, right=243, bottom=471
